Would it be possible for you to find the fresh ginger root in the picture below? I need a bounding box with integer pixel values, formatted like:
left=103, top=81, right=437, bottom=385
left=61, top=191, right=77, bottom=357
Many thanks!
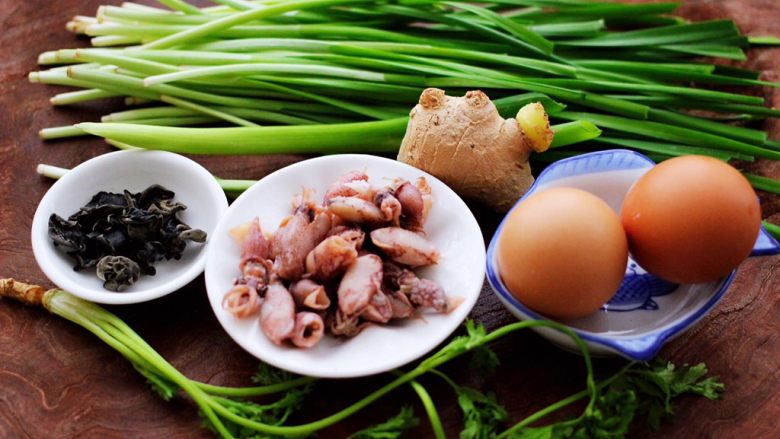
left=397, top=88, right=552, bottom=211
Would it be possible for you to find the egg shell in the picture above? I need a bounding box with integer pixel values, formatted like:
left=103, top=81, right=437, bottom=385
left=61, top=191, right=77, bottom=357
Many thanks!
left=496, top=187, right=628, bottom=320
left=620, top=155, right=761, bottom=284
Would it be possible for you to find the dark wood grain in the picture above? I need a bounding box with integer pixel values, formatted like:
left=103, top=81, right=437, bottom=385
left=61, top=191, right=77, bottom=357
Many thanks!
left=1, top=1, right=779, bottom=438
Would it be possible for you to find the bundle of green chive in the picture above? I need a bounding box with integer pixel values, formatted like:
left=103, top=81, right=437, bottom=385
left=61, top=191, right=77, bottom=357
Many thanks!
left=30, top=0, right=780, bottom=206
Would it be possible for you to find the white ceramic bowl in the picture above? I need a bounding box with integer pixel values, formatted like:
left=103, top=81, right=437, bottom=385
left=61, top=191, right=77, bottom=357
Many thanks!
left=32, top=150, right=227, bottom=304
left=486, top=149, right=780, bottom=360
left=204, top=154, right=485, bottom=378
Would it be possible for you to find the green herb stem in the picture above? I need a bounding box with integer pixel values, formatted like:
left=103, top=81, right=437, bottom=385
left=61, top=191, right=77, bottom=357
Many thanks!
left=66, top=67, right=340, bottom=115
left=762, top=221, right=780, bottom=240
left=215, top=177, right=255, bottom=193
left=30, top=0, right=780, bottom=167
left=40, top=286, right=599, bottom=437
left=91, top=35, right=145, bottom=47
left=142, top=0, right=369, bottom=49
left=749, top=36, right=780, bottom=46
left=37, top=163, right=256, bottom=195
left=496, top=362, right=636, bottom=438
left=194, top=377, right=315, bottom=397
left=744, top=173, right=780, bottom=195
left=50, top=89, right=120, bottom=105
left=429, top=368, right=459, bottom=390
left=39, top=125, right=87, bottom=140
left=76, top=118, right=408, bottom=154
left=158, top=0, right=203, bottom=15
left=160, top=95, right=259, bottom=127
left=44, top=291, right=232, bottom=436
left=594, top=137, right=752, bottom=162
left=409, top=380, right=447, bottom=439
left=557, top=111, right=780, bottom=160
left=549, top=120, right=601, bottom=148
left=120, top=116, right=219, bottom=126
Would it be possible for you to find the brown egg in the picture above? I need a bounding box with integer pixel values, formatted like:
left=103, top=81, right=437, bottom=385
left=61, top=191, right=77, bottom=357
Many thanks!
left=497, top=188, right=628, bottom=320
left=621, top=155, right=761, bottom=284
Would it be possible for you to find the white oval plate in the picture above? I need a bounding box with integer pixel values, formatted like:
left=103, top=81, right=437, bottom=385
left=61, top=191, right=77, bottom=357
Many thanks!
left=205, top=154, right=485, bottom=378
left=32, top=150, right=228, bottom=304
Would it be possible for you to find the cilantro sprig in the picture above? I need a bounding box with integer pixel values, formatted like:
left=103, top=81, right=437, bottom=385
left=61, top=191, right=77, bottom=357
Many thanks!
left=500, top=360, right=724, bottom=438
left=6, top=285, right=725, bottom=438
left=348, top=406, right=420, bottom=439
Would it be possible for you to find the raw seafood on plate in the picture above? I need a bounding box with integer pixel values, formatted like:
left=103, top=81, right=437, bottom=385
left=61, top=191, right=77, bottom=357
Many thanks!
left=222, top=171, right=449, bottom=348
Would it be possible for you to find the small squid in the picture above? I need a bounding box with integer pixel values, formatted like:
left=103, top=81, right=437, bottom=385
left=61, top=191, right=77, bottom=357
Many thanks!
left=232, top=218, right=274, bottom=289
left=337, top=254, right=383, bottom=317
left=327, top=196, right=385, bottom=226
left=222, top=284, right=261, bottom=318
left=260, top=281, right=297, bottom=345
left=374, top=190, right=402, bottom=226
left=237, top=218, right=270, bottom=265
left=330, top=309, right=370, bottom=337
left=370, top=227, right=440, bottom=267
left=271, top=195, right=332, bottom=281
left=291, top=312, right=325, bottom=348
left=401, top=274, right=449, bottom=313
left=328, top=226, right=366, bottom=251
left=384, top=262, right=448, bottom=313
left=305, top=235, right=358, bottom=280
left=239, top=259, right=274, bottom=292
left=323, top=171, right=370, bottom=205
left=361, top=289, right=394, bottom=324
left=414, top=177, right=433, bottom=225
left=387, top=288, right=415, bottom=319
left=394, top=180, right=426, bottom=231
left=289, top=278, right=331, bottom=310
left=224, top=218, right=271, bottom=317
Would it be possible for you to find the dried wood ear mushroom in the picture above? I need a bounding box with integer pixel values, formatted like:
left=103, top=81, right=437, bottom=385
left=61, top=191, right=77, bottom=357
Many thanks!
left=48, top=184, right=207, bottom=291
left=96, top=255, right=140, bottom=292
left=397, top=88, right=552, bottom=211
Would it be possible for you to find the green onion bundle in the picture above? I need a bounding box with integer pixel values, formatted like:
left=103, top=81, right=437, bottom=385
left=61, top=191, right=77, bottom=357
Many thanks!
left=31, top=0, right=780, bottom=194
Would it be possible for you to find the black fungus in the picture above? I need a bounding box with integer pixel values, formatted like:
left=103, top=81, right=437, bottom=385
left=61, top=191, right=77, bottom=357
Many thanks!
left=97, top=255, right=141, bottom=292
left=48, top=184, right=207, bottom=291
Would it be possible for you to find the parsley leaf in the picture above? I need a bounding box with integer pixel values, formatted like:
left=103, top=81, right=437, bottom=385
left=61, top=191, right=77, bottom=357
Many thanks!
left=505, top=360, right=724, bottom=439
left=458, top=386, right=508, bottom=439
left=133, top=363, right=179, bottom=401
left=423, top=320, right=491, bottom=369
left=348, top=406, right=420, bottom=439
left=568, top=388, right=638, bottom=438
left=252, top=362, right=298, bottom=386
left=626, top=360, right=724, bottom=429
left=469, top=344, right=501, bottom=377
left=200, top=384, right=313, bottom=438
left=508, top=424, right=572, bottom=439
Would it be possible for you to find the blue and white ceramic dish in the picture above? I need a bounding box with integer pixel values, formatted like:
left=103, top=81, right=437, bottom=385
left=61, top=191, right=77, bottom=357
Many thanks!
left=486, top=149, right=780, bottom=360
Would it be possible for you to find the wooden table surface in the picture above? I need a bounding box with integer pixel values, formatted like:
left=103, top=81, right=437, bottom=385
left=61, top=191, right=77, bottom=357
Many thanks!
left=2, top=1, right=779, bottom=438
